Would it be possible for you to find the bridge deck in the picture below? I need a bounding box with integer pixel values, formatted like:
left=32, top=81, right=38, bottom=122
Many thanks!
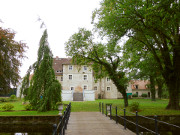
left=66, top=112, right=135, bottom=135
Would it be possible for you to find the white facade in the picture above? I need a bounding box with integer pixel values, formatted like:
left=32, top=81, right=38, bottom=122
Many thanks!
left=55, top=61, right=132, bottom=100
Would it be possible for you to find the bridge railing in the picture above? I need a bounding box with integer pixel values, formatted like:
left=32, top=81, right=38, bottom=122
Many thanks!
left=53, top=102, right=71, bottom=135
left=99, top=102, right=180, bottom=135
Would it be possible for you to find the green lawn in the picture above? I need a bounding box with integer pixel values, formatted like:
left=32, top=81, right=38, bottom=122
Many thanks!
left=0, top=99, right=180, bottom=116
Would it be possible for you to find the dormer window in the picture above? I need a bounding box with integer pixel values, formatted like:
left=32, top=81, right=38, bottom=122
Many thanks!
left=56, top=70, right=62, bottom=73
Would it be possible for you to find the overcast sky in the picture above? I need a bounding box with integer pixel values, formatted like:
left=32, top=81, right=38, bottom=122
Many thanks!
left=0, top=0, right=101, bottom=78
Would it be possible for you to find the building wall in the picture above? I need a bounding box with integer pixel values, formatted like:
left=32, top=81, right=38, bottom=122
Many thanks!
left=132, top=89, right=158, bottom=98
left=54, top=61, right=132, bottom=100
left=62, top=65, right=93, bottom=92
left=93, top=78, right=121, bottom=99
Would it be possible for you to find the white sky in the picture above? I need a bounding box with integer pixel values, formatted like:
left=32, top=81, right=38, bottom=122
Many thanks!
left=0, top=0, right=101, bottom=78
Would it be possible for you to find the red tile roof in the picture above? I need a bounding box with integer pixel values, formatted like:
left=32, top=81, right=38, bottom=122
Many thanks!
left=53, top=57, right=72, bottom=75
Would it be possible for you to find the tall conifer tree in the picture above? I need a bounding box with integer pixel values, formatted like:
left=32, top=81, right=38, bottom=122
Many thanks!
left=22, top=30, right=61, bottom=111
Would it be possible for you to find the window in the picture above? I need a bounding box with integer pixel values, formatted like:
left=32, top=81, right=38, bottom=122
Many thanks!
left=84, top=66, right=87, bottom=70
left=94, top=86, right=97, bottom=90
left=61, top=76, right=63, bottom=81
left=107, top=87, right=111, bottom=91
left=69, top=75, right=73, bottom=80
left=69, top=65, right=73, bottom=70
left=83, top=85, right=88, bottom=90
left=70, top=87, right=74, bottom=91
left=56, top=70, right=62, bottom=73
left=83, top=75, right=88, bottom=80
left=107, top=77, right=110, bottom=82
left=135, top=85, right=138, bottom=89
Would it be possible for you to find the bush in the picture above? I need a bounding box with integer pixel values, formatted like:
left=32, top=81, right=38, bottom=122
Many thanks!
left=0, top=98, right=8, bottom=102
left=2, top=103, right=14, bottom=111
left=9, top=94, right=17, bottom=101
left=162, top=91, right=169, bottom=99
left=130, top=102, right=140, bottom=112
left=98, top=94, right=102, bottom=99
left=141, top=93, right=148, bottom=97
left=24, top=104, right=32, bottom=110
left=132, top=94, right=138, bottom=97
left=10, top=94, right=17, bottom=100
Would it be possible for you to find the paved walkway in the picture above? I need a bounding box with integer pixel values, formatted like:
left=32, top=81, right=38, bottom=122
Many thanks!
left=66, top=112, right=135, bottom=135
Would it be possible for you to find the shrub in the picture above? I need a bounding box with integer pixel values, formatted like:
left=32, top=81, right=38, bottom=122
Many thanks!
left=162, top=91, right=169, bottom=99
left=98, top=94, right=101, bottom=99
left=130, top=102, right=140, bottom=112
left=2, top=103, right=14, bottom=111
left=9, top=94, right=17, bottom=101
left=24, top=104, right=32, bottom=110
left=10, top=94, right=17, bottom=100
left=141, top=93, right=148, bottom=97
left=0, top=98, right=8, bottom=102
left=132, top=94, right=138, bottom=97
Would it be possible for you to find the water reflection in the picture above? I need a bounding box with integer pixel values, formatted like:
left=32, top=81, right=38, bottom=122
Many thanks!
left=0, top=124, right=53, bottom=135
left=0, top=133, right=51, bottom=135
left=14, top=133, right=28, bottom=135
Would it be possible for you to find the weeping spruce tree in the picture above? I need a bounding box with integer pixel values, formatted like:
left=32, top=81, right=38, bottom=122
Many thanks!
left=26, top=30, right=61, bottom=111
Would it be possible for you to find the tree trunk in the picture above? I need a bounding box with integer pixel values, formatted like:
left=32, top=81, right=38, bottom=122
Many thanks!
left=165, top=44, right=180, bottom=110
left=122, top=90, right=128, bottom=107
left=150, top=76, right=156, bottom=101
left=157, top=83, right=163, bottom=99
left=166, top=81, right=180, bottom=110
left=156, top=79, right=163, bottom=99
left=165, top=72, right=180, bottom=110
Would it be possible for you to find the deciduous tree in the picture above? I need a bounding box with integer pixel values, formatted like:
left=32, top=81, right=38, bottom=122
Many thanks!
left=65, top=28, right=129, bottom=107
left=93, top=0, right=180, bottom=110
left=0, top=27, right=27, bottom=94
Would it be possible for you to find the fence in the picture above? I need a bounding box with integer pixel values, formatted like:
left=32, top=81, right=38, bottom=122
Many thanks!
left=99, top=102, right=180, bottom=135
left=53, top=102, right=71, bottom=135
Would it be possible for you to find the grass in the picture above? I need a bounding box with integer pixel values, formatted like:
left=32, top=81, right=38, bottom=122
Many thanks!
left=63, top=99, right=180, bottom=116
left=0, top=98, right=180, bottom=116
left=0, top=100, right=59, bottom=116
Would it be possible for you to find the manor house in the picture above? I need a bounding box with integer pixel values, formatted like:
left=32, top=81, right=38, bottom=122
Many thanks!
left=53, top=56, right=132, bottom=101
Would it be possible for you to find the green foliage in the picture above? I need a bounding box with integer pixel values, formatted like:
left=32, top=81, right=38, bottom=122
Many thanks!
left=162, top=90, right=169, bottom=99
left=141, top=94, right=148, bottom=97
left=0, top=99, right=180, bottom=116
left=0, top=98, right=7, bottom=102
left=65, top=28, right=129, bottom=107
left=93, top=0, right=180, bottom=109
left=132, top=94, right=138, bottom=97
left=24, top=30, right=62, bottom=112
left=56, top=102, right=63, bottom=105
left=130, top=102, right=140, bottom=112
left=0, top=27, right=27, bottom=94
left=2, top=103, right=14, bottom=111
left=98, top=94, right=101, bottom=99
left=10, top=94, right=17, bottom=100
left=24, top=104, right=32, bottom=110
left=19, top=67, right=31, bottom=99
